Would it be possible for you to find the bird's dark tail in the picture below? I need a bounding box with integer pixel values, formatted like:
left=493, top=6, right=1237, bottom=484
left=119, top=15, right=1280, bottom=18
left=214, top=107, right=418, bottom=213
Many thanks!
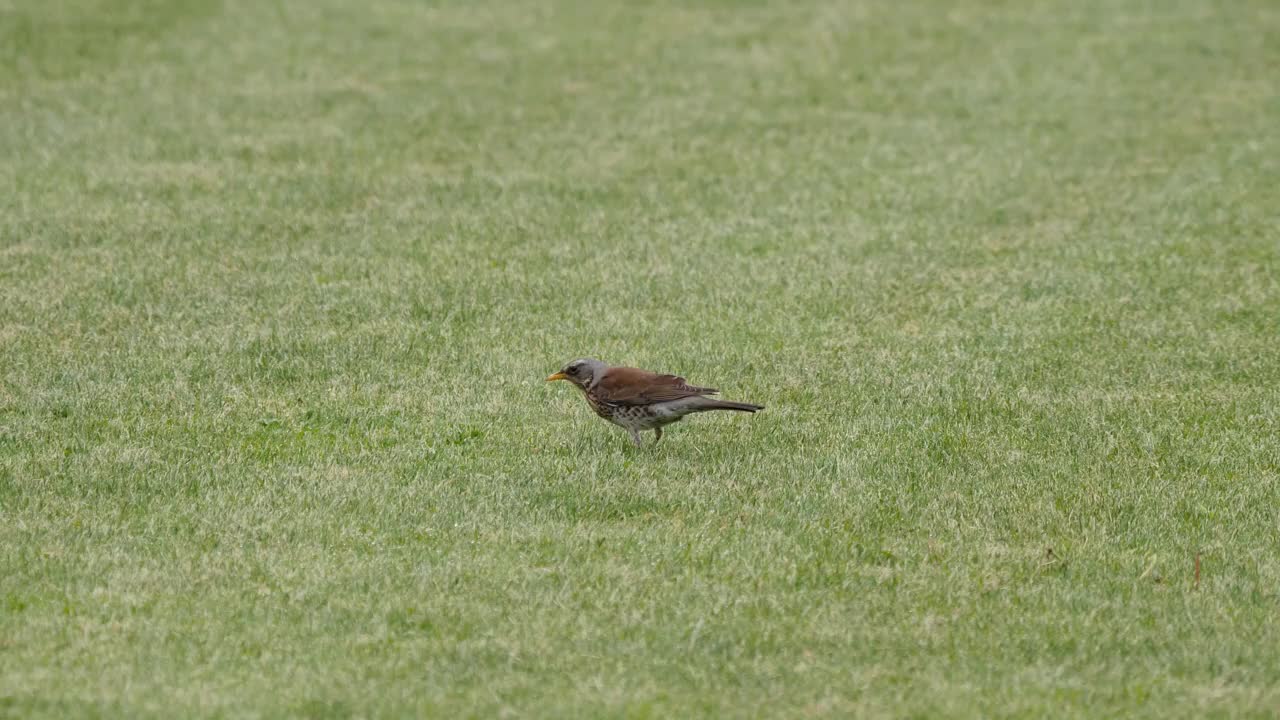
left=702, top=400, right=764, bottom=413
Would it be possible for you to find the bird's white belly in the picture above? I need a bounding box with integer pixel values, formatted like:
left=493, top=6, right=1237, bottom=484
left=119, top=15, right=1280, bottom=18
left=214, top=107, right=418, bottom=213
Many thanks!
left=609, top=398, right=703, bottom=430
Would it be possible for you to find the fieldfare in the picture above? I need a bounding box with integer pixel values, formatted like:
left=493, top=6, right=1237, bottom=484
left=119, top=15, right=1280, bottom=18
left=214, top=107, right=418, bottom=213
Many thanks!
left=545, top=358, right=763, bottom=446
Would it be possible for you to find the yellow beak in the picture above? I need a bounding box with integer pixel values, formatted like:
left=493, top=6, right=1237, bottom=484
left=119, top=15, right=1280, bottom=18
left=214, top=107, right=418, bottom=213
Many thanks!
left=545, top=372, right=568, bottom=382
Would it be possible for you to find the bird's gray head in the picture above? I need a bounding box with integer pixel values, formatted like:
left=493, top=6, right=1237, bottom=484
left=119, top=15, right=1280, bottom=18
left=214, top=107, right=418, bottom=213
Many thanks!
left=546, top=358, right=605, bottom=388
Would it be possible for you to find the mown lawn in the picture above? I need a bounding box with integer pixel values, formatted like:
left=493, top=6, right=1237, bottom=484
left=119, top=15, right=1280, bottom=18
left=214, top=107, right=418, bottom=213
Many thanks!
left=2, top=0, right=1278, bottom=717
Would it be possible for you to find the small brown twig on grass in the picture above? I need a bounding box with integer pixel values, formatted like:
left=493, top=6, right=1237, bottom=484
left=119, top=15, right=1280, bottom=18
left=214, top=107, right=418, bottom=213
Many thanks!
left=1038, top=547, right=1062, bottom=571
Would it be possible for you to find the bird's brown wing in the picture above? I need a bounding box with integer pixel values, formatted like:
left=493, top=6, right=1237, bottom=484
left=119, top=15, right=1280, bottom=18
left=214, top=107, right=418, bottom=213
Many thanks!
left=596, top=366, right=718, bottom=406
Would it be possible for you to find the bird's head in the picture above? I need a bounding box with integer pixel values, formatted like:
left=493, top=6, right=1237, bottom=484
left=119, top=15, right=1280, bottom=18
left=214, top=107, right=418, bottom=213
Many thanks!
left=545, top=358, right=605, bottom=388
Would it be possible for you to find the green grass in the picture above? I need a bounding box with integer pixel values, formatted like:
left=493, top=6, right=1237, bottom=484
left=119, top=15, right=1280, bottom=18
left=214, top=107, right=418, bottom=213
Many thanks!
left=2, top=0, right=1279, bottom=716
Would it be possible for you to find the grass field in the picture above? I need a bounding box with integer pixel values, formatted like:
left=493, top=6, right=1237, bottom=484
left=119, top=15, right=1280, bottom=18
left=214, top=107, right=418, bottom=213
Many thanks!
left=3, top=0, right=1279, bottom=717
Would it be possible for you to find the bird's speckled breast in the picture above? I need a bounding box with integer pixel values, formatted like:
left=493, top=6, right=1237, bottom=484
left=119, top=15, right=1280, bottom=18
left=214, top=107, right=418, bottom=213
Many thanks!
left=583, top=390, right=667, bottom=430
left=583, top=390, right=616, bottom=421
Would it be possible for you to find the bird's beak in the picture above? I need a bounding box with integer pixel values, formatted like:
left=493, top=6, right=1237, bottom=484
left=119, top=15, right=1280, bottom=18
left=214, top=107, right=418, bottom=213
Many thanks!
left=545, top=372, right=568, bottom=382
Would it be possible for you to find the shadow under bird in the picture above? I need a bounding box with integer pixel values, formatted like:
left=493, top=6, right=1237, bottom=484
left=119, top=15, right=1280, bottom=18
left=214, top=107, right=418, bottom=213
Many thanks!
left=545, top=358, right=764, bottom=446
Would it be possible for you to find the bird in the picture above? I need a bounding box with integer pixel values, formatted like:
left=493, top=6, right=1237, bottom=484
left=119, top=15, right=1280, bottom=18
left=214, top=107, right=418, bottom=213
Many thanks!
left=545, top=358, right=763, bottom=446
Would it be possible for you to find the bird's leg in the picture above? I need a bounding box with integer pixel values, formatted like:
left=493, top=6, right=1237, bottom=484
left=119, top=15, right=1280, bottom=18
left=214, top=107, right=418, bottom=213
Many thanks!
left=652, top=427, right=663, bottom=446
left=628, top=429, right=643, bottom=447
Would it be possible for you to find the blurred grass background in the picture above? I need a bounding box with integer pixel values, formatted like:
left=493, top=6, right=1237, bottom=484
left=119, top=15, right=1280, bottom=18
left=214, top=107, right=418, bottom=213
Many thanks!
left=2, top=0, right=1278, bottom=717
